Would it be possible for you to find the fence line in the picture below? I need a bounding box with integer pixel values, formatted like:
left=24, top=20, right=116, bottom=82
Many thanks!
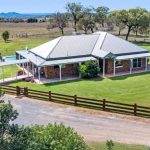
left=1, top=85, right=150, bottom=118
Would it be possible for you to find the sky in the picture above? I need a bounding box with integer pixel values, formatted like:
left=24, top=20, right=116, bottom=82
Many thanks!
left=0, top=0, right=150, bottom=13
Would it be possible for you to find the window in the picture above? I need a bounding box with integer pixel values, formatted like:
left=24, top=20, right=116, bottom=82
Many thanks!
left=133, top=58, right=142, bottom=68
left=54, top=65, right=59, bottom=69
left=115, top=61, right=123, bottom=68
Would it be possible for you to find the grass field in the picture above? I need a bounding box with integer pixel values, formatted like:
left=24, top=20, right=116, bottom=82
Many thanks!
left=89, top=142, right=148, bottom=150
left=0, top=36, right=50, bottom=56
left=0, top=22, right=149, bottom=56
left=133, top=41, right=150, bottom=51
left=0, top=65, right=20, bottom=79
left=7, top=72, right=150, bottom=106
left=0, top=22, right=73, bottom=56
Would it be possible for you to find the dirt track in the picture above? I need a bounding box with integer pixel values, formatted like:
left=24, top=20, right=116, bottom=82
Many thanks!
left=6, top=95, right=150, bottom=146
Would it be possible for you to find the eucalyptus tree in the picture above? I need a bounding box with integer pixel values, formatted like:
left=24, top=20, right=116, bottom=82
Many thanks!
left=110, top=8, right=150, bottom=40
left=95, top=6, right=109, bottom=27
left=78, top=7, right=96, bottom=34
left=108, top=10, right=126, bottom=35
left=54, top=12, right=68, bottom=35
left=66, top=2, right=83, bottom=32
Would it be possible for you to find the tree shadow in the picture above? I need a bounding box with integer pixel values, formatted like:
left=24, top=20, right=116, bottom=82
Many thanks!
left=5, top=40, right=12, bottom=43
left=43, top=77, right=104, bottom=87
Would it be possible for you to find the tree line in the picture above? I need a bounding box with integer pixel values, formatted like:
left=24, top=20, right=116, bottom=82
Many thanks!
left=48, top=2, right=150, bottom=40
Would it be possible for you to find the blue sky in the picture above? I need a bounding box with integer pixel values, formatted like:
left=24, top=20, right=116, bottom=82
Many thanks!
left=0, top=0, right=149, bottom=13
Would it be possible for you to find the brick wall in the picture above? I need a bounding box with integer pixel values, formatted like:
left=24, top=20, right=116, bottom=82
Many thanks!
left=105, top=58, right=146, bottom=74
left=44, top=64, right=79, bottom=79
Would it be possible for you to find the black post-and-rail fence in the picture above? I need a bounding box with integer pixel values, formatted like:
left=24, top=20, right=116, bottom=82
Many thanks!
left=1, top=85, right=150, bottom=118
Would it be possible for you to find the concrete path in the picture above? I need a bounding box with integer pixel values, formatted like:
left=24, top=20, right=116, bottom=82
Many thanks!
left=5, top=95, right=150, bottom=146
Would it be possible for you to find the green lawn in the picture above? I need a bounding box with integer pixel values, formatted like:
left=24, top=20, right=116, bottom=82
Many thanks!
left=0, top=65, right=20, bottom=79
left=89, top=142, right=148, bottom=150
left=0, top=36, right=50, bottom=56
left=7, top=72, right=150, bottom=106
left=133, top=41, right=150, bottom=51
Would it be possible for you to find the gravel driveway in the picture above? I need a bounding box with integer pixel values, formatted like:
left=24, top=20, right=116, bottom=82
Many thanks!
left=5, top=95, right=150, bottom=146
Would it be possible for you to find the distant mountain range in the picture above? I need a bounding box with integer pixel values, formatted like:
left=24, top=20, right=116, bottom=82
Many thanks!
left=0, top=12, right=53, bottom=18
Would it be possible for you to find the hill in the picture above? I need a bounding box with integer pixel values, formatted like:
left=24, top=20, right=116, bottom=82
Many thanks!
left=0, top=12, right=53, bottom=18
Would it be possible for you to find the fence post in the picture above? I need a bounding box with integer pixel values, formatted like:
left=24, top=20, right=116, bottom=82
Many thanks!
left=16, top=86, right=20, bottom=96
left=49, top=91, right=51, bottom=101
left=24, top=87, right=28, bottom=97
left=74, top=95, right=77, bottom=106
left=134, top=104, right=137, bottom=116
left=103, top=99, right=106, bottom=111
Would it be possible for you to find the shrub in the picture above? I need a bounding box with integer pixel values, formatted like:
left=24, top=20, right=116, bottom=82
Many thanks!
left=0, top=101, right=90, bottom=150
left=106, top=140, right=115, bottom=150
left=79, top=60, right=100, bottom=79
left=2, top=31, right=10, bottom=42
left=10, top=123, right=90, bottom=150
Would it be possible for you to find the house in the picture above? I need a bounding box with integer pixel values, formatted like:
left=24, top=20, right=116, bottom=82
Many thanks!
left=16, top=31, right=150, bottom=82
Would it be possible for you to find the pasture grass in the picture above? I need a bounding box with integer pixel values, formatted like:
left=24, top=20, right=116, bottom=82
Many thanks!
left=89, top=142, right=148, bottom=150
left=7, top=72, right=150, bottom=107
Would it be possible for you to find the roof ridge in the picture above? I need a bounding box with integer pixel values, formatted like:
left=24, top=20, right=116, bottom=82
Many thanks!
left=91, top=34, right=101, bottom=54
left=99, top=32, right=107, bottom=50
left=46, top=36, right=63, bottom=59
left=91, top=32, right=107, bottom=56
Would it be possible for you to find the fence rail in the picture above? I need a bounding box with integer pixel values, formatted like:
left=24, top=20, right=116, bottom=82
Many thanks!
left=1, top=85, right=150, bottom=118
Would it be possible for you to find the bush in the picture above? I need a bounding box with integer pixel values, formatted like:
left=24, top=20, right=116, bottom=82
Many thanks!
left=79, top=60, right=100, bottom=79
left=106, top=140, right=115, bottom=150
left=10, top=123, right=90, bottom=150
left=2, top=31, right=9, bottom=42
left=0, top=101, right=90, bottom=150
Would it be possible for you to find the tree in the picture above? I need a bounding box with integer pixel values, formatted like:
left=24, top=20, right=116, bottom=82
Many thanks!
left=79, top=60, right=100, bottom=79
left=106, top=140, right=115, bottom=150
left=95, top=6, right=109, bottom=27
left=108, top=11, right=125, bottom=35
left=2, top=31, right=10, bottom=42
left=10, top=123, right=90, bottom=150
left=54, top=12, right=68, bottom=35
left=66, top=2, right=83, bottom=32
left=125, top=8, right=150, bottom=40
left=109, top=8, right=150, bottom=40
left=27, top=18, right=38, bottom=23
left=78, top=7, right=96, bottom=33
left=0, top=100, right=90, bottom=150
left=0, top=100, right=18, bottom=150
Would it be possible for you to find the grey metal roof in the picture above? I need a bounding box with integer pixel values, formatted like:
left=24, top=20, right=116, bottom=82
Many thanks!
left=29, top=32, right=149, bottom=60
left=30, top=37, right=62, bottom=59
left=116, top=53, right=150, bottom=60
left=0, top=59, right=29, bottom=66
left=101, top=33, right=148, bottom=55
left=41, top=57, right=96, bottom=66
left=16, top=50, right=45, bottom=66
left=47, top=34, right=99, bottom=59
left=16, top=50, right=96, bottom=67
left=16, top=32, right=150, bottom=66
